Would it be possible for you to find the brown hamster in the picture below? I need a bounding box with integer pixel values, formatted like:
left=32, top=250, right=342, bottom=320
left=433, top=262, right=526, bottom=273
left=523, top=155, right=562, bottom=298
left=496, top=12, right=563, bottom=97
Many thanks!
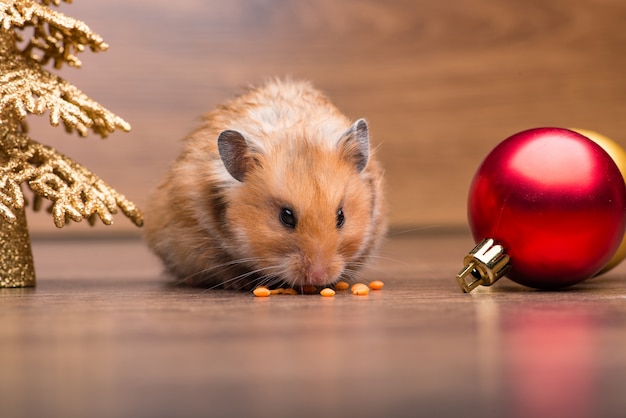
left=144, top=79, right=387, bottom=290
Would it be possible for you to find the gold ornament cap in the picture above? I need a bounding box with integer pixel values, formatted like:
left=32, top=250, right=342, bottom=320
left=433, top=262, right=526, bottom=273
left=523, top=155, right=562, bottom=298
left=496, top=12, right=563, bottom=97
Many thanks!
left=456, top=238, right=511, bottom=293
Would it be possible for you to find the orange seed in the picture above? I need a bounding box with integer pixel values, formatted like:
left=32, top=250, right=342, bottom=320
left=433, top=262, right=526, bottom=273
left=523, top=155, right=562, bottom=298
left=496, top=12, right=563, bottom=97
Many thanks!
left=351, top=283, right=370, bottom=296
left=368, top=280, right=385, bottom=290
left=334, top=281, right=350, bottom=290
left=253, top=287, right=271, bottom=297
left=320, top=288, right=336, bottom=297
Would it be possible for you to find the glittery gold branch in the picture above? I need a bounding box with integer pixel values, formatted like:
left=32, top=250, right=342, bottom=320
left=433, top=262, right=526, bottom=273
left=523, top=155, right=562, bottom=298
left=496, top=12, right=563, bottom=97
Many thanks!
left=0, top=56, right=132, bottom=137
left=0, top=1, right=143, bottom=230
left=0, top=1, right=141, bottom=288
left=0, top=129, right=144, bottom=228
left=0, top=0, right=106, bottom=69
left=0, top=30, right=129, bottom=137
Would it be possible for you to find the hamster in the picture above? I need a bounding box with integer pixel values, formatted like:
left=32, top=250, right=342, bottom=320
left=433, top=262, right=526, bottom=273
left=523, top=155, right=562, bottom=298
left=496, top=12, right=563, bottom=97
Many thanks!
left=144, top=79, right=387, bottom=290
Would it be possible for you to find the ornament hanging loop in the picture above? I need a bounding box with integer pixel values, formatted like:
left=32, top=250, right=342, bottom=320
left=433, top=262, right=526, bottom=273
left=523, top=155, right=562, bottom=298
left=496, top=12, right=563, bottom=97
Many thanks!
left=456, top=238, right=511, bottom=293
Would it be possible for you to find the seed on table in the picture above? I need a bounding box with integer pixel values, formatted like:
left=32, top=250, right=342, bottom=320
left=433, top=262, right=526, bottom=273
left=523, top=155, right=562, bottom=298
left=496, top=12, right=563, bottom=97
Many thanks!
left=320, top=288, right=336, bottom=297
left=269, top=288, right=284, bottom=295
left=351, top=283, right=370, bottom=296
left=368, top=280, right=384, bottom=290
left=334, top=281, right=350, bottom=290
left=350, top=283, right=365, bottom=291
left=283, top=288, right=298, bottom=295
left=253, top=287, right=271, bottom=297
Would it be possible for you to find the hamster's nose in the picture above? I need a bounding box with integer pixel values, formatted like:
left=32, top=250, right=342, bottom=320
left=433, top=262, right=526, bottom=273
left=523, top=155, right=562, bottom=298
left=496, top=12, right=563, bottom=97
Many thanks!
left=305, top=263, right=329, bottom=285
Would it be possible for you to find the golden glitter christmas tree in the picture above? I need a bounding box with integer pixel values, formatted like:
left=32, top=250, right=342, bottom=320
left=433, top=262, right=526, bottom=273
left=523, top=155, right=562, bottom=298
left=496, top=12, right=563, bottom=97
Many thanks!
left=0, top=0, right=143, bottom=287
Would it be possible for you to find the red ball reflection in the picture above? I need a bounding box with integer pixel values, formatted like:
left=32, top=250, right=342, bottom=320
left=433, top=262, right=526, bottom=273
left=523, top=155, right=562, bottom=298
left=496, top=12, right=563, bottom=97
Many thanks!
left=468, top=128, right=626, bottom=288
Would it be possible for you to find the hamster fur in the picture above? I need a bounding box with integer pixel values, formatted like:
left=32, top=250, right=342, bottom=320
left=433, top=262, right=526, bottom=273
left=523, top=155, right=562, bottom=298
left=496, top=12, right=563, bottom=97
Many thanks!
left=144, top=79, right=387, bottom=290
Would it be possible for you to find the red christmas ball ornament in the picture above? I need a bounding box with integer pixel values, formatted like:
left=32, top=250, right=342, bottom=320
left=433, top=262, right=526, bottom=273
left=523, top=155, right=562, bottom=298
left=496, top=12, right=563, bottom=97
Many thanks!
left=457, top=127, right=626, bottom=292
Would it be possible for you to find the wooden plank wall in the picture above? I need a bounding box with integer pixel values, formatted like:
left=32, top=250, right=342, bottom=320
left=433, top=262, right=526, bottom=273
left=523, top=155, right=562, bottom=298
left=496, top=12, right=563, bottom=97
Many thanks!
left=22, top=0, right=626, bottom=236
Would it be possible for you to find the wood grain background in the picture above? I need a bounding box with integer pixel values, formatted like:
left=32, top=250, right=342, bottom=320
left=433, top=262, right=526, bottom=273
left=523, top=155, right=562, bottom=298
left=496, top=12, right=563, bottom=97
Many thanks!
left=22, top=0, right=626, bottom=236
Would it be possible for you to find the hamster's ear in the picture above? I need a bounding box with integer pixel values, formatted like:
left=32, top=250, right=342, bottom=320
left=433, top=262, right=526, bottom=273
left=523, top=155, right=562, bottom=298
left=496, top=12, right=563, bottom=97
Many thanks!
left=217, top=130, right=255, bottom=182
left=338, top=118, right=370, bottom=173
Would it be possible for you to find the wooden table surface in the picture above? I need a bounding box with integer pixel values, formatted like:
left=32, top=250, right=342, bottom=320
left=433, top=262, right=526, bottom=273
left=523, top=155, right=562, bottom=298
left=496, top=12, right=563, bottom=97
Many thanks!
left=1, top=233, right=626, bottom=418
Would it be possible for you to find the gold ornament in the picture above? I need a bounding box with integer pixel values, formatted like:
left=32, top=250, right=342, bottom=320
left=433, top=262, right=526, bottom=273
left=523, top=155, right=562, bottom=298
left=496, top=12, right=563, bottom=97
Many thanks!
left=0, top=0, right=143, bottom=287
left=572, top=128, right=626, bottom=275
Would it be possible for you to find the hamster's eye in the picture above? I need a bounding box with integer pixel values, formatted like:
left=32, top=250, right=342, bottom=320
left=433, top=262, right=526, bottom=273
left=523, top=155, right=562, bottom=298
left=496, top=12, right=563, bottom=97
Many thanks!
left=279, top=208, right=297, bottom=229
left=336, top=208, right=345, bottom=228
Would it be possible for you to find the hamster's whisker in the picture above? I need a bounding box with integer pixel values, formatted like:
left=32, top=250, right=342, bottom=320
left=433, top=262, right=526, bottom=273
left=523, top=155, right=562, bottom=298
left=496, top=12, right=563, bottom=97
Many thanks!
left=363, top=253, right=408, bottom=266
left=201, top=256, right=266, bottom=275
left=215, top=264, right=287, bottom=290
left=177, top=256, right=268, bottom=289
left=339, top=265, right=368, bottom=283
left=252, top=265, right=292, bottom=289
left=386, top=225, right=445, bottom=237
left=213, top=266, right=271, bottom=286
left=252, top=274, right=282, bottom=289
